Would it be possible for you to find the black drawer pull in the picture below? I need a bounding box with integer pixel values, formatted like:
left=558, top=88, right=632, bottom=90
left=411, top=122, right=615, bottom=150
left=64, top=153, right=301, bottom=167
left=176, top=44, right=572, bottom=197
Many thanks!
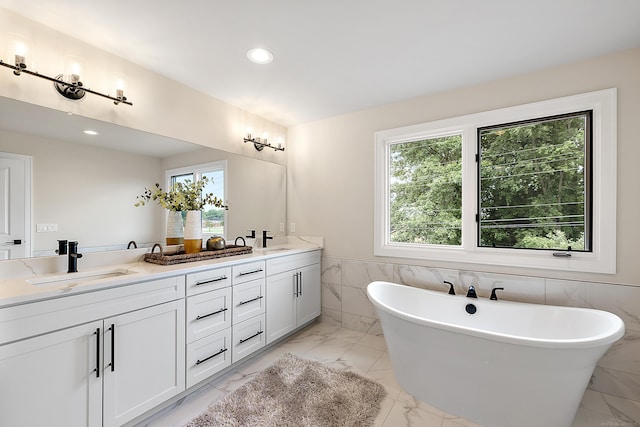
left=238, top=268, right=263, bottom=276
left=196, top=307, right=228, bottom=320
left=239, top=330, right=263, bottom=344
left=238, top=295, right=263, bottom=306
left=195, top=348, right=228, bottom=366
left=107, top=324, right=115, bottom=372
left=195, top=276, right=228, bottom=286
left=94, top=328, right=100, bottom=378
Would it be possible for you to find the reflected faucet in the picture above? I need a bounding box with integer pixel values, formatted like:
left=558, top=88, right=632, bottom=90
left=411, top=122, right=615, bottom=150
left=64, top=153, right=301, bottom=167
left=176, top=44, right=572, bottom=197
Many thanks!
left=262, top=230, right=273, bottom=248
left=56, top=239, right=68, bottom=255
left=466, top=285, right=478, bottom=298
left=68, top=241, right=83, bottom=273
left=127, top=240, right=137, bottom=249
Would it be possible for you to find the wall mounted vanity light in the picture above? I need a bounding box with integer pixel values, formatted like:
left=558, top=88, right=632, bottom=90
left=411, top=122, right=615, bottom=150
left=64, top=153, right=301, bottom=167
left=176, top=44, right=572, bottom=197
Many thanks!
left=243, top=127, right=285, bottom=152
left=0, top=43, right=132, bottom=106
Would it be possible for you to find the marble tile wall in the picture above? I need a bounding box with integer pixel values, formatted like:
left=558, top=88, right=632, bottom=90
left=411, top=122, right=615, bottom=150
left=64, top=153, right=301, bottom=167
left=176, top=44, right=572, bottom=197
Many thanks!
left=321, top=256, right=640, bottom=413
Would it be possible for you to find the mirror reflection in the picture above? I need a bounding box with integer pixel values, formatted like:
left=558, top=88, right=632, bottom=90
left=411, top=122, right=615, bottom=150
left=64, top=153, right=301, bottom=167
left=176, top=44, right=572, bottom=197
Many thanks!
left=0, top=97, right=286, bottom=260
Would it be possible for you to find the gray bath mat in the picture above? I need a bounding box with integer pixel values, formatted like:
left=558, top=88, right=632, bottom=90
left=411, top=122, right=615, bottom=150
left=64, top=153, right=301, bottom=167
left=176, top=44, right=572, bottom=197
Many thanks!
left=185, top=353, right=387, bottom=427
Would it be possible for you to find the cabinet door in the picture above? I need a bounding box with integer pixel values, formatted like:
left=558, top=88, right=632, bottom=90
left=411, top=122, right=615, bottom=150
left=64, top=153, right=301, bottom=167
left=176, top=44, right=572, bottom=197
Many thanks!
left=0, top=321, right=103, bottom=427
left=297, top=263, right=321, bottom=326
left=103, top=300, right=185, bottom=427
left=265, top=270, right=296, bottom=344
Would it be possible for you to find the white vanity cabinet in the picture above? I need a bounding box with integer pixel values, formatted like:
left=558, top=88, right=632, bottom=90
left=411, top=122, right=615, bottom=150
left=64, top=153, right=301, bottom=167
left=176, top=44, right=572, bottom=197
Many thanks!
left=265, top=250, right=321, bottom=344
left=0, top=276, right=185, bottom=427
left=185, top=266, right=233, bottom=388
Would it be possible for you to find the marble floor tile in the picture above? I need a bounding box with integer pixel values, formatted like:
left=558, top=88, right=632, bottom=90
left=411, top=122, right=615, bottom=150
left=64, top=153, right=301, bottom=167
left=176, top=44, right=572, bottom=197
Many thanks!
left=357, top=333, right=388, bottom=351
left=139, top=319, right=640, bottom=427
left=327, top=343, right=384, bottom=376
left=382, top=398, right=444, bottom=426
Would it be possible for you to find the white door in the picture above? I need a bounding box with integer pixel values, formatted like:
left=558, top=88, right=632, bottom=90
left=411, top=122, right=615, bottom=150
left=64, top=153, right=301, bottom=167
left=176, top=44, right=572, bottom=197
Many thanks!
left=0, top=152, right=31, bottom=259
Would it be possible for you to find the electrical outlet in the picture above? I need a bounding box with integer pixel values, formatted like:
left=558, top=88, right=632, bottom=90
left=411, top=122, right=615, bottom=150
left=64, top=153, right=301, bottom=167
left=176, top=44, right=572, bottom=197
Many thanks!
left=280, top=222, right=285, bottom=232
left=36, top=223, right=58, bottom=232
left=290, top=222, right=296, bottom=233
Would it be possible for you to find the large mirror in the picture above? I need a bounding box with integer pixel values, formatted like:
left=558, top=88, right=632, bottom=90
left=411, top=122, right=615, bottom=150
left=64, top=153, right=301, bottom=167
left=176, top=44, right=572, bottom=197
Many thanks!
left=0, top=96, right=286, bottom=260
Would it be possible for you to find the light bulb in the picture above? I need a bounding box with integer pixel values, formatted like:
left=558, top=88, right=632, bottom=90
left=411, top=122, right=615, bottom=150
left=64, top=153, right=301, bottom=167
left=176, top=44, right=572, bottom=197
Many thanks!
left=15, top=42, right=26, bottom=56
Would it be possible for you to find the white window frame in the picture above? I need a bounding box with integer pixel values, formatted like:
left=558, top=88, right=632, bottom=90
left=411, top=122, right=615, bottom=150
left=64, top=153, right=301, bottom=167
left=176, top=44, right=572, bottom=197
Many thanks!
left=374, top=88, right=617, bottom=274
left=166, top=160, right=228, bottom=240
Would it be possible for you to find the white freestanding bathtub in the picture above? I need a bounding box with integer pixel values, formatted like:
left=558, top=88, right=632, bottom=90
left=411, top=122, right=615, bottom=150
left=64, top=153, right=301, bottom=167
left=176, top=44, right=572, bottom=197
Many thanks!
left=367, top=281, right=625, bottom=427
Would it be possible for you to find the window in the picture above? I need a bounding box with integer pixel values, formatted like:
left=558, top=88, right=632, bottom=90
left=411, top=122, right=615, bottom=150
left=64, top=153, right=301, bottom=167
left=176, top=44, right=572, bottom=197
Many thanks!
left=374, top=89, right=616, bottom=273
left=167, top=161, right=227, bottom=239
left=389, top=134, right=463, bottom=246
left=478, top=111, right=592, bottom=252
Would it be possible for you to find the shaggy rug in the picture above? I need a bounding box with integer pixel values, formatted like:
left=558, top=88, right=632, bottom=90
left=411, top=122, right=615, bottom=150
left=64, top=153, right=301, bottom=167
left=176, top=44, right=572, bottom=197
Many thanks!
left=185, top=353, right=387, bottom=427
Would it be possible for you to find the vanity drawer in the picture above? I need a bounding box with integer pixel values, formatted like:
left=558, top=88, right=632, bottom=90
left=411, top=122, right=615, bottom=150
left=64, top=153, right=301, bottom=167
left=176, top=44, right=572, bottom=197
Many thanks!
left=232, top=279, right=265, bottom=325
left=186, top=267, right=232, bottom=296
left=232, top=261, right=265, bottom=285
left=186, top=328, right=232, bottom=388
left=186, top=287, right=232, bottom=343
left=266, top=250, right=320, bottom=276
left=232, top=313, right=265, bottom=363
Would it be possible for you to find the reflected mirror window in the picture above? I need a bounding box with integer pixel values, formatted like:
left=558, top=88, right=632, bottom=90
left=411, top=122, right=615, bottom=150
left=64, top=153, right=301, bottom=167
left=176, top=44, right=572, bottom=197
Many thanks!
left=168, top=161, right=226, bottom=239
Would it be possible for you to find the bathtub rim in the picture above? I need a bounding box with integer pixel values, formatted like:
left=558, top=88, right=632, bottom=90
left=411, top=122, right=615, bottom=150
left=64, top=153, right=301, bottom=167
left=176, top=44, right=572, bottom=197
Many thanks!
left=367, top=280, right=625, bottom=350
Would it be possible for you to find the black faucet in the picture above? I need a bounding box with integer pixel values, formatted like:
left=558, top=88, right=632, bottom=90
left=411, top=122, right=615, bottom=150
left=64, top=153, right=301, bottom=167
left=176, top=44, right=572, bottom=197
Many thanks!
left=68, top=241, right=83, bottom=273
left=262, top=230, right=273, bottom=248
left=127, top=240, right=137, bottom=249
left=246, top=230, right=256, bottom=239
left=443, top=281, right=455, bottom=295
left=466, top=285, right=478, bottom=298
left=56, top=239, right=68, bottom=255
left=490, top=287, right=505, bottom=300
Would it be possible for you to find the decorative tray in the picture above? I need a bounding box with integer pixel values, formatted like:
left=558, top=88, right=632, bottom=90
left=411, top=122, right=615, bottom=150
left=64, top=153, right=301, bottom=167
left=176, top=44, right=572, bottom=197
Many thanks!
left=143, top=243, right=253, bottom=265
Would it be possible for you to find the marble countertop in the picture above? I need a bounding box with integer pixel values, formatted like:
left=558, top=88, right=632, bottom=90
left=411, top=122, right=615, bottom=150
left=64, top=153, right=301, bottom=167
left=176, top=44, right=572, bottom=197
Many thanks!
left=0, top=236, right=323, bottom=308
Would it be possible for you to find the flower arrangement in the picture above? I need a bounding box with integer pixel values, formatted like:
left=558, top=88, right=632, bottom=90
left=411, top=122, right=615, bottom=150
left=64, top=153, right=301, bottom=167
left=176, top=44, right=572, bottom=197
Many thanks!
left=135, top=177, right=225, bottom=211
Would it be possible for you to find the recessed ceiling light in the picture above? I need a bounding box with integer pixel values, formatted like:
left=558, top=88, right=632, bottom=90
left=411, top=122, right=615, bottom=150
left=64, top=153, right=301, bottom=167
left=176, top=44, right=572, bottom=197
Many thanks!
left=247, top=48, right=273, bottom=64
left=83, top=130, right=98, bottom=135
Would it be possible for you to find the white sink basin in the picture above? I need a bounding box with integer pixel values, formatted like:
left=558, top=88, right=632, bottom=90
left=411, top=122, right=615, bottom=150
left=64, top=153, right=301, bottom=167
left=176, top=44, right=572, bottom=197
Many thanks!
left=27, top=268, right=135, bottom=287
left=259, top=247, right=291, bottom=253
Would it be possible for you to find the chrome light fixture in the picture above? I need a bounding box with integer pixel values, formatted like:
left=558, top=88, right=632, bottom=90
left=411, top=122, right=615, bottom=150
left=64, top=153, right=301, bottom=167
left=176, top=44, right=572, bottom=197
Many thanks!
left=0, top=49, right=132, bottom=106
left=243, top=128, right=285, bottom=152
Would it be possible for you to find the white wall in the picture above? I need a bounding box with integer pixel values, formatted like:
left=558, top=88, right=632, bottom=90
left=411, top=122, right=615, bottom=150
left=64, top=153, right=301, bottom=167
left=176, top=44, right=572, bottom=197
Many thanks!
left=288, top=47, right=640, bottom=286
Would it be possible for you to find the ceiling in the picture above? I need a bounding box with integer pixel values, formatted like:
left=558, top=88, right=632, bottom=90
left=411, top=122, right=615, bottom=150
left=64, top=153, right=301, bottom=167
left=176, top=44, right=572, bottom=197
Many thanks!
left=1, top=1, right=639, bottom=127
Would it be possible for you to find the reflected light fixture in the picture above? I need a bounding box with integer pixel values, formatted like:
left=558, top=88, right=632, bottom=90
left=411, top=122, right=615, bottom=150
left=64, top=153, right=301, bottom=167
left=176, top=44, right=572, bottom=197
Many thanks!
left=247, top=48, right=273, bottom=64
left=243, top=127, right=284, bottom=152
left=0, top=45, right=132, bottom=106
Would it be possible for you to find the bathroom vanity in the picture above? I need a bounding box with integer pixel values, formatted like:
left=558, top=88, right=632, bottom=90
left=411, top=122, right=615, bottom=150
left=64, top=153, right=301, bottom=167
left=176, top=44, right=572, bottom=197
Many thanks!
left=0, top=241, right=321, bottom=427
